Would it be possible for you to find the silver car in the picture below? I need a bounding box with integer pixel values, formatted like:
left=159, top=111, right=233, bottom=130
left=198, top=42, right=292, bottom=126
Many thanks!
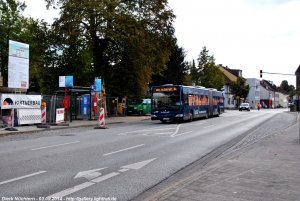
left=239, top=103, right=250, bottom=111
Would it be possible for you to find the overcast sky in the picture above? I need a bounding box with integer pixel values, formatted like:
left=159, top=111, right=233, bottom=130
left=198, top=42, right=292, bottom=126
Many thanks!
left=23, top=0, right=300, bottom=87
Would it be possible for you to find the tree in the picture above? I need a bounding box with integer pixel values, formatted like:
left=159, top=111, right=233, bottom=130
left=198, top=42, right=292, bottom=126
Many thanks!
left=189, top=59, right=199, bottom=85
left=280, top=80, right=295, bottom=92
left=151, top=44, right=189, bottom=86
left=196, top=46, right=224, bottom=90
left=230, top=77, right=250, bottom=107
left=45, top=0, right=176, bottom=97
left=0, top=0, right=26, bottom=86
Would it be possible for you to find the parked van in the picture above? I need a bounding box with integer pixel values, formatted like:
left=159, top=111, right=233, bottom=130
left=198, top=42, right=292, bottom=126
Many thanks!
left=125, top=98, right=151, bottom=116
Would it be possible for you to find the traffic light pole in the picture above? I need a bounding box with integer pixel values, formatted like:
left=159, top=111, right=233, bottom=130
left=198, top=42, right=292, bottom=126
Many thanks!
left=260, top=70, right=295, bottom=78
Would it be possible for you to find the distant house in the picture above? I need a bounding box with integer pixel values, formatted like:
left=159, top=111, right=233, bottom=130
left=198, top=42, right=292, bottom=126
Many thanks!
left=217, top=65, right=245, bottom=109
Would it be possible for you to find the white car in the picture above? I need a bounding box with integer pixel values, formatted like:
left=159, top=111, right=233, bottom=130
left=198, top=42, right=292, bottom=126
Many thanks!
left=239, top=103, right=250, bottom=111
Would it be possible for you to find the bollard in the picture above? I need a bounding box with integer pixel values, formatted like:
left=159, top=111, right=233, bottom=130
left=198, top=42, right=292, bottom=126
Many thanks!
left=99, top=107, right=105, bottom=126
left=41, top=106, right=46, bottom=124
left=94, top=107, right=108, bottom=129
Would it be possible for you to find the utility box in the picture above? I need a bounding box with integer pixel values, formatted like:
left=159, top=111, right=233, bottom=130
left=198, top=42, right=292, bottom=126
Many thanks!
left=118, top=103, right=123, bottom=115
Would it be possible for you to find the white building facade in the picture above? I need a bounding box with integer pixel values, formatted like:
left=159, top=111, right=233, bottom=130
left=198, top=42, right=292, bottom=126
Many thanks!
left=246, top=78, right=260, bottom=109
left=222, top=84, right=236, bottom=109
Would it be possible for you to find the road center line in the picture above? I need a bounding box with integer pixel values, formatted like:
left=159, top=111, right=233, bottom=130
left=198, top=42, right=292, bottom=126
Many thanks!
left=104, top=144, right=145, bottom=156
left=204, top=125, right=214, bottom=129
left=31, top=141, right=80, bottom=150
left=171, top=131, right=193, bottom=137
left=0, top=171, right=46, bottom=185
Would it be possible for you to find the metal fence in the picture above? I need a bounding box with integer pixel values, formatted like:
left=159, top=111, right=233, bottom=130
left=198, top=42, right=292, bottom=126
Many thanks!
left=41, top=95, right=120, bottom=123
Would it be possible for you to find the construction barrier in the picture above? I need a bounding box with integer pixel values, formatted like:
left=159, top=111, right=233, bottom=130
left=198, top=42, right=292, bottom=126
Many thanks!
left=94, top=107, right=107, bottom=129
left=99, top=107, right=105, bottom=126
left=41, top=106, right=46, bottom=124
left=56, top=108, right=65, bottom=123
left=9, top=108, right=14, bottom=127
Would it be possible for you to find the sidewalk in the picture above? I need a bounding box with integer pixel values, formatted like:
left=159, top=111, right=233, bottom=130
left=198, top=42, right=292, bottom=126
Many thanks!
left=136, top=114, right=300, bottom=201
left=0, top=115, right=150, bottom=136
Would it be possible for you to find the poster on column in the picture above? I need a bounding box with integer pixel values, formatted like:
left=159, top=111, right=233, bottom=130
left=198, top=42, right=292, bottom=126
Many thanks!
left=8, top=40, right=29, bottom=89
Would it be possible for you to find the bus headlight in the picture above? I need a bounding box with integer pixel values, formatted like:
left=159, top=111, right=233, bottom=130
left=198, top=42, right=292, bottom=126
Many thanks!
left=175, top=114, right=184, bottom=117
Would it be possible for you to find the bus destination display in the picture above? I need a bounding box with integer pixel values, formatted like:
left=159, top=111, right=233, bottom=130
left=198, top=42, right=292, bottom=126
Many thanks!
left=153, top=86, right=178, bottom=92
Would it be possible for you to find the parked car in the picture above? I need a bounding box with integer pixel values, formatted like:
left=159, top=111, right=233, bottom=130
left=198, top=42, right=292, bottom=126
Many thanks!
left=239, top=103, right=250, bottom=111
left=125, top=98, right=151, bottom=116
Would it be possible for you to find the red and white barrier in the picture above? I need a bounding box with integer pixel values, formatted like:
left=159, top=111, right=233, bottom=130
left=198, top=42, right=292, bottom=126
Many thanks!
left=9, top=108, right=14, bottom=127
left=41, top=106, right=46, bottom=124
left=99, top=107, right=105, bottom=127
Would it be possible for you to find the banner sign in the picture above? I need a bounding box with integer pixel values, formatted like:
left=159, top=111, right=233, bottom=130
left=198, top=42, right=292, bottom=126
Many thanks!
left=1, top=94, right=41, bottom=109
left=95, top=79, right=101, bottom=92
left=8, top=40, right=29, bottom=89
left=56, top=108, right=65, bottom=123
left=59, top=76, right=73, bottom=87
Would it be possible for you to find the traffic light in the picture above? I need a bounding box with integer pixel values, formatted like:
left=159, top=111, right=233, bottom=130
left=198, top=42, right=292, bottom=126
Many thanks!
left=260, top=70, right=262, bottom=78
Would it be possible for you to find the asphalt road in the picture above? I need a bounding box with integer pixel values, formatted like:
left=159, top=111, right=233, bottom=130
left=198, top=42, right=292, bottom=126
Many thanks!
left=0, top=108, right=291, bottom=201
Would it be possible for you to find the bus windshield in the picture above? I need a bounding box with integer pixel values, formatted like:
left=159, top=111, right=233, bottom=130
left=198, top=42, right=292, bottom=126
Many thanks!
left=152, top=91, right=181, bottom=110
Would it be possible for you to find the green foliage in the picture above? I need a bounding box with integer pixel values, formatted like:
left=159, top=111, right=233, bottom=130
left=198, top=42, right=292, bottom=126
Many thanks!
left=0, top=0, right=27, bottom=84
left=45, top=0, right=176, bottom=97
left=194, top=46, right=225, bottom=90
left=280, top=80, right=295, bottom=92
left=230, top=77, right=250, bottom=106
left=151, top=44, right=189, bottom=86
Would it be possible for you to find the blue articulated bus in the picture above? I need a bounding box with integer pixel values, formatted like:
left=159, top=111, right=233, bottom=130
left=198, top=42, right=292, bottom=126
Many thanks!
left=150, top=84, right=224, bottom=123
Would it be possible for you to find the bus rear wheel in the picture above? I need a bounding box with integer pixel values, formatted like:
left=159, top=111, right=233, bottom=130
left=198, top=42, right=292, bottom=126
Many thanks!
left=216, top=108, right=220, bottom=117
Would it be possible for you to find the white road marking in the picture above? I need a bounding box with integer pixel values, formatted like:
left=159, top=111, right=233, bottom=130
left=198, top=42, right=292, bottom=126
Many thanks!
left=171, top=131, right=193, bottom=137
left=103, top=144, right=145, bottom=156
left=49, top=173, right=120, bottom=198
left=91, top=172, right=120, bottom=183
left=196, top=121, right=207, bottom=125
left=0, top=171, right=46, bottom=185
left=155, top=132, right=174, bottom=135
left=48, top=182, right=95, bottom=198
left=204, top=125, right=214, bottom=129
left=31, top=141, right=79, bottom=150
left=171, top=124, right=182, bottom=136
left=75, top=168, right=107, bottom=179
left=120, top=158, right=156, bottom=170
left=234, top=123, right=245, bottom=127
left=48, top=158, right=156, bottom=198
left=222, top=121, right=229, bottom=123
left=117, top=127, right=175, bottom=135
left=118, top=169, right=130, bottom=172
